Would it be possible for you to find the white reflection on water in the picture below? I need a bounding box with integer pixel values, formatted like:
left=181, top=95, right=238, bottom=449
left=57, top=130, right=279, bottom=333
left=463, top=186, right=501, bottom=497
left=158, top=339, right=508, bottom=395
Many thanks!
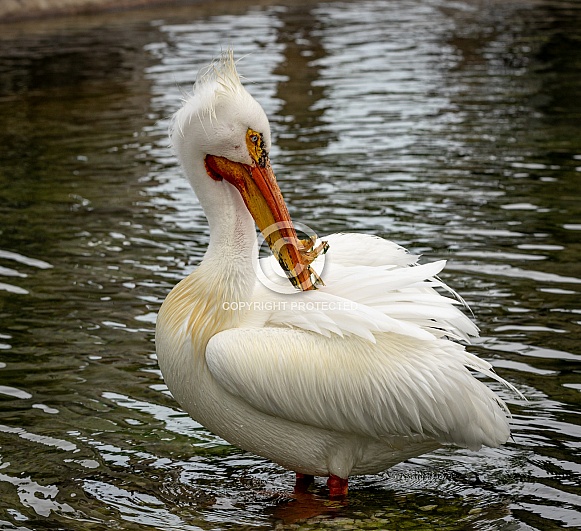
left=0, top=470, right=75, bottom=518
left=0, top=425, right=77, bottom=452
left=83, top=480, right=204, bottom=530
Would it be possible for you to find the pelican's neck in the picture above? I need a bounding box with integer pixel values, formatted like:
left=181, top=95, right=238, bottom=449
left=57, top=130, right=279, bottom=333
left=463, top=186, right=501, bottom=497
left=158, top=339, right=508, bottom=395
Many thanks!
left=199, top=182, right=258, bottom=303
left=156, top=181, right=259, bottom=368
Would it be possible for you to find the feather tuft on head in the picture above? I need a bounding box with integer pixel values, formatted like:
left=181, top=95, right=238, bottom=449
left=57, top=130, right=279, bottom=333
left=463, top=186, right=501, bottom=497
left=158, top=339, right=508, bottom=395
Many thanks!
left=193, top=50, right=245, bottom=117
left=171, top=49, right=255, bottom=143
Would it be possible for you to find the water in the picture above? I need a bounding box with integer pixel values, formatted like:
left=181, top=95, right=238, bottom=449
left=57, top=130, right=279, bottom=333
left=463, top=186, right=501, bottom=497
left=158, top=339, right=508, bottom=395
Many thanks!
left=0, top=0, right=580, bottom=528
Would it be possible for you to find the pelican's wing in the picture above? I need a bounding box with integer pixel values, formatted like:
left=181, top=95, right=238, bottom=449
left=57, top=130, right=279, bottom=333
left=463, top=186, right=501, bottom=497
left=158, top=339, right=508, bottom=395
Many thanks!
left=206, top=327, right=513, bottom=450
left=322, top=232, right=418, bottom=268
left=254, top=232, right=478, bottom=343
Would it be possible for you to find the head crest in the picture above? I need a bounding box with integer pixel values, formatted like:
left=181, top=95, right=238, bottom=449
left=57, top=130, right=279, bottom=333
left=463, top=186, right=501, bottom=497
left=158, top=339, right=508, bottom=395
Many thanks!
left=171, top=49, right=267, bottom=151
left=172, top=50, right=247, bottom=141
left=193, top=50, right=245, bottom=115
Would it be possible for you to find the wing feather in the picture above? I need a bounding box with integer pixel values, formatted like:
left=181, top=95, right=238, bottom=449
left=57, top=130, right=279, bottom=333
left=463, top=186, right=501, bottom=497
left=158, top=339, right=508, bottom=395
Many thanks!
left=207, top=233, right=519, bottom=450
left=206, top=327, right=513, bottom=450
left=253, top=233, right=478, bottom=342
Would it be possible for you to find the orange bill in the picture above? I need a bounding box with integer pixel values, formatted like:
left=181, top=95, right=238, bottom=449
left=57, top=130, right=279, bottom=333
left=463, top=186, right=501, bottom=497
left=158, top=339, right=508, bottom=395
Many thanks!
left=204, top=154, right=318, bottom=291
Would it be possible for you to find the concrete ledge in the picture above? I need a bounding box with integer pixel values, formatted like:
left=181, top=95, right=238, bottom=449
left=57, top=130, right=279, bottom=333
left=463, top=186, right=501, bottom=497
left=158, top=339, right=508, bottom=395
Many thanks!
left=0, top=0, right=190, bottom=21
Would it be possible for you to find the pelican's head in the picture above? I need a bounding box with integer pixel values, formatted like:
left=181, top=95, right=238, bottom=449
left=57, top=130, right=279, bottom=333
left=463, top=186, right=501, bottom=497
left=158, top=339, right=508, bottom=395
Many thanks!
left=171, top=51, right=322, bottom=291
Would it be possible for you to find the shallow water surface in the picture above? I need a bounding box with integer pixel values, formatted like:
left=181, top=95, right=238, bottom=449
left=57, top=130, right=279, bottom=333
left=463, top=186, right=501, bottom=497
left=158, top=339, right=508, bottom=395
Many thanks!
left=0, top=0, right=580, bottom=529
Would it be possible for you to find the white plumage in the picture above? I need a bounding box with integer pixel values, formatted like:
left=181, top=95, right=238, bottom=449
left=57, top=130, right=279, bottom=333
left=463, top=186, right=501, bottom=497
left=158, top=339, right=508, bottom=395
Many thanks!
left=155, top=51, right=519, bottom=496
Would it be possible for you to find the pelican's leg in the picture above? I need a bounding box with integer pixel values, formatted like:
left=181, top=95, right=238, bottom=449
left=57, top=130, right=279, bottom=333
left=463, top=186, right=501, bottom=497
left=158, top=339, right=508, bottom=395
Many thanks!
left=327, top=474, right=348, bottom=498
left=294, top=473, right=315, bottom=493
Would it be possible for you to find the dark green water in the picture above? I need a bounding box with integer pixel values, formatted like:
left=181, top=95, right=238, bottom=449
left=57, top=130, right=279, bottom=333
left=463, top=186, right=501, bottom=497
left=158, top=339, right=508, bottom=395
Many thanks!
left=0, top=0, right=580, bottom=528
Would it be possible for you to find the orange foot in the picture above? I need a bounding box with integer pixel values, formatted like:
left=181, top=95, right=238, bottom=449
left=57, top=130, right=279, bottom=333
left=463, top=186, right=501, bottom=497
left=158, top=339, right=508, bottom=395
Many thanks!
left=327, top=474, right=348, bottom=498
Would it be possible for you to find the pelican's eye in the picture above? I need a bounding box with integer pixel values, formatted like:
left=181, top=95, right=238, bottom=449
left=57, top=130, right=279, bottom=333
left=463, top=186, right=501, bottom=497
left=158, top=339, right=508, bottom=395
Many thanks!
left=246, top=128, right=268, bottom=168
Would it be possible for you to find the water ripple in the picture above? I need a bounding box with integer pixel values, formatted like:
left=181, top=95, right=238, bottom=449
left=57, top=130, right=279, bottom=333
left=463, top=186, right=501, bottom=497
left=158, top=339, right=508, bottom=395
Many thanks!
left=0, top=0, right=579, bottom=529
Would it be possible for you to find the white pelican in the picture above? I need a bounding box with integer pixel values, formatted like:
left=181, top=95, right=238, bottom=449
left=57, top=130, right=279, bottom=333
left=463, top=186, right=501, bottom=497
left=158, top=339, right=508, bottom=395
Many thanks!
left=156, top=51, right=518, bottom=497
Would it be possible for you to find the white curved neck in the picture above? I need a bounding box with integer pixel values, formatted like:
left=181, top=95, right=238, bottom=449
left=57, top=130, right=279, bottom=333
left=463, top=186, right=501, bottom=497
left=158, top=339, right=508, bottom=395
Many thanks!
left=203, top=185, right=257, bottom=268
left=196, top=179, right=259, bottom=304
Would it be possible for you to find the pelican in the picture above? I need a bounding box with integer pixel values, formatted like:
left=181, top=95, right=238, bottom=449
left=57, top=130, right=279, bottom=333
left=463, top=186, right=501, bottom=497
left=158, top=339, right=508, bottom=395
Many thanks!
left=155, top=51, right=518, bottom=497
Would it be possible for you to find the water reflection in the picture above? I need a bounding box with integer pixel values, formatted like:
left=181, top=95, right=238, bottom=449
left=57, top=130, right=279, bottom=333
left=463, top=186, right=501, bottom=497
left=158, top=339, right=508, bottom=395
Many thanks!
left=0, top=0, right=580, bottom=529
left=273, top=4, right=331, bottom=156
